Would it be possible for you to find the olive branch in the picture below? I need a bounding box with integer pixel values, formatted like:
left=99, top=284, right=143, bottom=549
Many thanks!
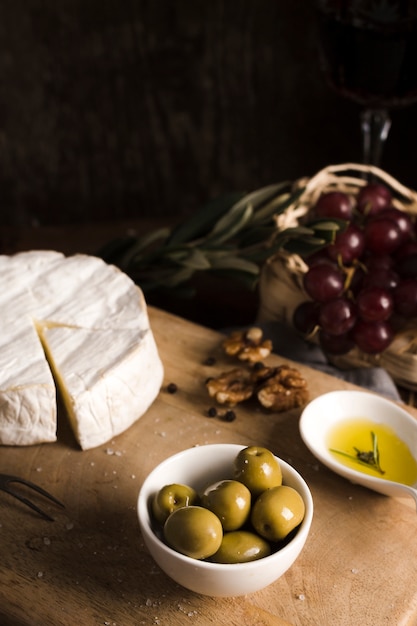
left=97, top=182, right=346, bottom=296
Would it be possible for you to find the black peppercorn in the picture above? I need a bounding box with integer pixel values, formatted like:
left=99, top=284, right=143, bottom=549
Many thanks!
left=222, top=410, right=236, bottom=422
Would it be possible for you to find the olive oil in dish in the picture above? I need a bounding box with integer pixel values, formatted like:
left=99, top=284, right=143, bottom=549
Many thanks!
left=327, top=418, right=417, bottom=486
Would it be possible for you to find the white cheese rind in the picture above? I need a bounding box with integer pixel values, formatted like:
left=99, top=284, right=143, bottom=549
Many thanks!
left=40, top=325, right=163, bottom=450
left=0, top=323, right=57, bottom=445
left=0, top=385, right=57, bottom=446
left=0, top=251, right=163, bottom=449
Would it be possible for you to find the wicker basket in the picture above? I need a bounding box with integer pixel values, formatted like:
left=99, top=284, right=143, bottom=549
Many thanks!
left=257, top=163, right=417, bottom=391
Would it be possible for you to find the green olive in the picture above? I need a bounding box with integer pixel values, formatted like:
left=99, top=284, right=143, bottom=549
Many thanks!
left=251, top=485, right=305, bottom=542
left=152, top=483, right=199, bottom=525
left=200, top=479, right=251, bottom=531
left=233, top=446, right=282, bottom=497
left=209, top=530, right=271, bottom=563
left=164, top=505, right=223, bottom=559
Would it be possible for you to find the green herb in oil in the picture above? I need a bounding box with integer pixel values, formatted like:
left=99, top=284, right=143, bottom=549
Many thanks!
left=330, top=431, right=385, bottom=475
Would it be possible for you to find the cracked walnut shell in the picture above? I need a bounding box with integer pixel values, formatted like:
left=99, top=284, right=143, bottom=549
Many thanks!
left=205, top=368, right=254, bottom=406
left=255, top=364, right=309, bottom=412
left=222, top=327, right=272, bottom=363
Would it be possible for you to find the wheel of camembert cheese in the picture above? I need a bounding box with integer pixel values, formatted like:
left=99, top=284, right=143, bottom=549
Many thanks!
left=0, top=251, right=164, bottom=450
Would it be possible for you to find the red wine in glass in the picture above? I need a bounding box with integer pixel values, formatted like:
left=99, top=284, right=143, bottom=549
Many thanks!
left=315, top=1, right=417, bottom=166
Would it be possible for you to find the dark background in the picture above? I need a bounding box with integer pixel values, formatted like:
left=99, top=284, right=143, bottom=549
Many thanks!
left=1, top=0, right=416, bottom=227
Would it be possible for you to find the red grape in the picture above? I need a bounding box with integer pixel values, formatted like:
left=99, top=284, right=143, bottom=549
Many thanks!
left=363, top=254, right=393, bottom=271
left=357, top=183, right=392, bottom=217
left=364, top=218, right=401, bottom=255
left=299, top=182, right=415, bottom=356
left=318, top=297, right=357, bottom=335
left=327, top=223, right=365, bottom=265
left=305, top=248, right=333, bottom=267
left=396, top=254, right=417, bottom=278
left=374, top=208, right=413, bottom=243
left=314, top=191, right=354, bottom=220
left=319, top=329, right=355, bottom=355
left=362, top=267, right=400, bottom=291
left=393, top=279, right=417, bottom=317
left=356, top=287, right=393, bottom=321
left=395, top=240, right=417, bottom=261
left=293, top=301, right=320, bottom=334
left=352, top=319, right=394, bottom=354
left=303, top=263, right=345, bottom=302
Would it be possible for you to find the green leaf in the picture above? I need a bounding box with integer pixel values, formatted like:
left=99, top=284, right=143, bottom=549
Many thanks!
left=229, top=183, right=291, bottom=220
left=308, top=218, right=348, bottom=230
left=178, top=247, right=211, bottom=270
left=284, top=225, right=316, bottom=236
left=166, top=192, right=245, bottom=246
left=204, top=202, right=254, bottom=245
left=257, top=186, right=305, bottom=222
left=248, top=186, right=305, bottom=227
left=250, top=192, right=292, bottom=225
left=97, top=236, right=138, bottom=265
left=119, top=227, right=171, bottom=266
left=282, top=238, right=328, bottom=256
left=313, top=223, right=345, bottom=244
left=235, top=225, right=277, bottom=248
left=161, top=266, right=196, bottom=287
left=207, top=254, right=259, bottom=274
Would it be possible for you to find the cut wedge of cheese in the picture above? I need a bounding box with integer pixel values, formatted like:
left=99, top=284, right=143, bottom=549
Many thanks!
left=0, top=251, right=164, bottom=449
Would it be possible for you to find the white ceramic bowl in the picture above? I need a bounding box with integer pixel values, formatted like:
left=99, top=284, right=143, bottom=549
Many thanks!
left=299, top=390, right=417, bottom=498
left=137, top=443, right=313, bottom=597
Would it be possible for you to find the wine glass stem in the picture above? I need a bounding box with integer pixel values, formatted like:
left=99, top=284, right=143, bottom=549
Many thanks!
left=360, top=108, right=391, bottom=168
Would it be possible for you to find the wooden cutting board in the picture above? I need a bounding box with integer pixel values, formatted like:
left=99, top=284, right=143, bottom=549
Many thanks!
left=1, top=306, right=417, bottom=626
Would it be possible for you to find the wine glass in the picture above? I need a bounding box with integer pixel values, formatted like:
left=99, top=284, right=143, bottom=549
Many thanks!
left=314, top=0, right=417, bottom=167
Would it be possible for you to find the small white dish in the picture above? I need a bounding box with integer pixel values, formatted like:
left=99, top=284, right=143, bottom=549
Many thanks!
left=299, top=390, right=417, bottom=508
left=137, top=443, right=313, bottom=597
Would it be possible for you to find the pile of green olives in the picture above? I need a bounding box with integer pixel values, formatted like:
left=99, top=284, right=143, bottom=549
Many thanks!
left=151, top=446, right=305, bottom=564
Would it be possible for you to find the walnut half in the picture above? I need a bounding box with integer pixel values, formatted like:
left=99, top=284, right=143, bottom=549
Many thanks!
left=205, top=368, right=254, bottom=407
left=222, top=327, right=272, bottom=363
left=255, top=364, right=309, bottom=412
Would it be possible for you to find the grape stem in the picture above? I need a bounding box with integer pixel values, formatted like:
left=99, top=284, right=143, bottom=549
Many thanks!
left=330, top=431, right=385, bottom=475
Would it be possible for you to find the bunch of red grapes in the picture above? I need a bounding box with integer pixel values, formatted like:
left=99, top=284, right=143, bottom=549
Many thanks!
left=293, top=182, right=417, bottom=356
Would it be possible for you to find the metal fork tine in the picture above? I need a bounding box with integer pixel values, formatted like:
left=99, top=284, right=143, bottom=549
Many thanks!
left=7, top=491, right=55, bottom=521
left=1, top=474, right=65, bottom=521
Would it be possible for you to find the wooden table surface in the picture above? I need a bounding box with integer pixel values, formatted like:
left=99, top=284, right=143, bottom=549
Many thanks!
left=1, top=306, right=417, bottom=626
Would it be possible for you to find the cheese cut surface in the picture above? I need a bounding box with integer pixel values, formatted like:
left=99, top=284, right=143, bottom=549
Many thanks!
left=0, top=251, right=164, bottom=449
